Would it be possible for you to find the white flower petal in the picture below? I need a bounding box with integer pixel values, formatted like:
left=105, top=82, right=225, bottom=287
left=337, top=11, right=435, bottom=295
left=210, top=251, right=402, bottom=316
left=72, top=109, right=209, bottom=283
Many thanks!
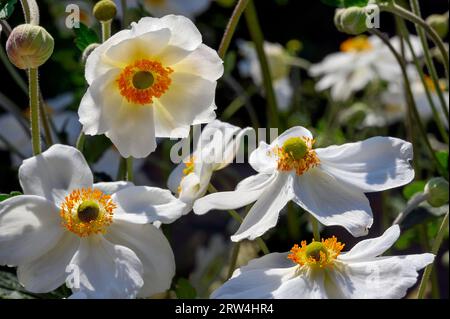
left=112, top=186, right=186, bottom=224
left=69, top=236, right=144, bottom=299
left=0, top=195, right=63, bottom=265
left=18, top=144, right=93, bottom=205
left=193, top=173, right=274, bottom=215
left=167, top=162, right=186, bottom=194
left=104, top=220, right=175, bottom=298
left=172, top=44, right=224, bottom=81
left=17, top=232, right=79, bottom=293
left=317, top=137, right=414, bottom=192
left=293, top=168, right=373, bottom=237
left=231, top=173, right=293, bottom=242
left=249, top=141, right=278, bottom=174
left=329, top=254, right=434, bottom=298
left=94, top=181, right=135, bottom=195
left=339, top=225, right=400, bottom=261
left=272, top=270, right=328, bottom=299
left=211, top=253, right=297, bottom=299
left=273, top=78, right=293, bottom=111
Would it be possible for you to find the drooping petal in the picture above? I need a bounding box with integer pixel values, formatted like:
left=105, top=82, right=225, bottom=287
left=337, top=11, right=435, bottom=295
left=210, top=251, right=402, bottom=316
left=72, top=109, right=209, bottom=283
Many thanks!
left=211, top=253, right=297, bottom=299
left=17, top=232, right=79, bottom=293
left=317, top=137, right=414, bottom=192
left=112, top=186, right=186, bottom=224
left=293, top=168, right=373, bottom=237
left=193, top=173, right=275, bottom=215
left=68, top=236, right=144, bottom=299
left=0, top=195, right=63, bottom=265
left=104, top=220, right=175, bottom=298
left=18, top=144, right=93, bottom=205
left=231, top=173, right=293, bottom=242
left=329, top=254, right=434, bottom=299
left=339, top=225, right=400, bottom=262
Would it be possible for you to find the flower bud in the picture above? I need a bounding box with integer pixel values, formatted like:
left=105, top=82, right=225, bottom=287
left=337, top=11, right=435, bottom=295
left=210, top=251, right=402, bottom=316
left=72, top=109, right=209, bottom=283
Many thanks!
left=426, top=13, right=449, bottom=39
left=425, top=177, right=449, bottom=207
left=81, top=43, right=100, bottom=64
left=6, top=24, right=54, bottom=69
left=335, top=7, right=368, bottom=35
left=93, top=0, right=117, bottom=22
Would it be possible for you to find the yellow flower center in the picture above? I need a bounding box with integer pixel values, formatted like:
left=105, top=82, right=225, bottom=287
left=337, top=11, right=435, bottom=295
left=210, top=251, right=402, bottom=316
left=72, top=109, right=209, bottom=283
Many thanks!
left=275, top=136, right=320, bottom=176
left=177, top=156, right=196, bottom=194
left=288, top=237, right=345, bottom=268
left=60, top=188, right=116, bottom=237
left=340, top=35, right=373, bottom=52
left=117, top=59, right=173, bottom=105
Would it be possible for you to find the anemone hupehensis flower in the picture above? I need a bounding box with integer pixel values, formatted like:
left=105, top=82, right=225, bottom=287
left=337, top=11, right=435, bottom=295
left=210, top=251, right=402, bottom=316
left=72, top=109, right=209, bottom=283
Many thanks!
left=194, top=126, right=414, bottom=241
left=211, top=225, right=434, bottom=299
left=0, top=144, right=186, bottom=298
left=79, top=15, right=223, bottom=158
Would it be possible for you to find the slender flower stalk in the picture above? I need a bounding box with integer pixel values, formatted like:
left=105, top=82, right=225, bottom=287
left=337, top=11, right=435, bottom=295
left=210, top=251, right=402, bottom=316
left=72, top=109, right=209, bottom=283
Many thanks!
left=101, top=20, right=112, bottom=43
left=244, top=0, right=279, bottom=128
left=417, top=212, right=449, bottom=299
left=227, top=242, right=241, bottom=279
left=28, top=68, right=41, bottom=155
left=311, top=216, right=320, bottom=241
left=218, top=0, right=250, bottom=59
left=120, top=0, right=128, bottom=27
left=370, top=29, right=447, bottom=179
left=126, top=157, right=134, bottom=182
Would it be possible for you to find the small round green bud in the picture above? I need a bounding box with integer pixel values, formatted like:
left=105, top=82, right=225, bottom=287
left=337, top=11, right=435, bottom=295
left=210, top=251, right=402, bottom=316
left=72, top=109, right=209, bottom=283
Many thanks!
left=77, top=200, right=100, bottom=223
left=282, top=137, right=308, bottom=160
left=93, top=0, right=117, bottom=22
left=305, top=242, right=328, bottom=262
left=81, top=43, right=100, bottom=64
left=335, top=7, right=368, bottom=35
left=6, top=24, right=54, bottom=69
left=425, top=177, right=449, bottom=207
left=426, top=13, right=449, bottom=39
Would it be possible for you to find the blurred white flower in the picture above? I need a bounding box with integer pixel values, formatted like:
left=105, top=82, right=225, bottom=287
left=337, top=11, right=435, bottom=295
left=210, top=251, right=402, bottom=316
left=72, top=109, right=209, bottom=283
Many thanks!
left=310, top=35, right=422, bottom=101
left=194, top=126, right=414, bottom=241
left=79, top=15, right=223, bottom=158
left=141, top=0, right=212, bottom=19
left=238, top=40, right=305, bottom=110
left=0, top=93, right=80, bottom=166
left=364, top=75, right=449, bottom=128
left=0, top=144, right=186, bottom=298
left=212, top=225, right=434, bottom=299
left=168, top=120, right=251, bottom=213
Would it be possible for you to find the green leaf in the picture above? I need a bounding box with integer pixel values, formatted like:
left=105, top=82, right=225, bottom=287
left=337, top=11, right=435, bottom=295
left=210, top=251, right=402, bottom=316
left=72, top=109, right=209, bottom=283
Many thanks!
left=320, top=0, right=369, bottom=8
left=175, top=278, right=197, bottom=299
left=0, top=0, right=17, bottom=20
left=0, top=191, right=21, bottom=202
left=74, top=23, right=99, bottom=52
left=436, top=150, right=449, bottom=175
left=403, top=181, right=426, bottom=200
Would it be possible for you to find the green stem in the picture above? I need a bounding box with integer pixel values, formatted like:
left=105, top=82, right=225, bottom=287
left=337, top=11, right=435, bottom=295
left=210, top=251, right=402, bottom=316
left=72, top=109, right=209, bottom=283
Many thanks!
left=218, top=0, right=250, bottom=59
left=126, top=157, right=134, bottom=182
left=379, top=1, right=449, bottom=80
left=244, top=0, right=279, bottom=128
left=227, top=242, right=241, bottom=279
left=397, top=18, right=449, bottom=142
left=28, top=68, right=41, bottom=155
left=120, top=0, right=128, bottom=28
left=19, top=0, right=31, bottom=23
left=101, top=20, right=112, bottom=42
left=370, top=29, right=448, bottom=179
left=76, top=132, right=85, bottom=152
left=117, top=157, right=127, bottom=181
left=417, top=212, right=449, bottom=299
left=408, top=0, right=449, bottom=122
left=310, top=216, right=320, bottom=241
left=208, top=184, right=270, bottom=255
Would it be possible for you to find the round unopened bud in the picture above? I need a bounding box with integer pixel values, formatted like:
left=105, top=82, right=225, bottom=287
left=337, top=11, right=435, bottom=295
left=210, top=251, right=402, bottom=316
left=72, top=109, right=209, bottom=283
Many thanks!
left=425, top=177, right=449, bottom=207
left=81, top=43, right=100, bottom=64
left=335, top=7, right=368, bottom=35
left=6, top=24, right=54, bottom=69
left=426, top=13, right=449, bottom=39
left=93, top=0, right=117, bottom=22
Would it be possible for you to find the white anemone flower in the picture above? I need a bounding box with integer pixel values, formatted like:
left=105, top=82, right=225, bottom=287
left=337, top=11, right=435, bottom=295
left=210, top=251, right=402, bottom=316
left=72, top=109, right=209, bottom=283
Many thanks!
left=168, top=120, right=251, bottom=213
left=79, top=15, right=223, bottom=158
left=238, top=40, right=304, bottom=110
left=211, top=225, right=434, bottom=299
left=194, top=126, right=414, bottom=241
left=0, top=93, right=80, bottom=166
left=364, top=76, right=449, bottom=128
left=141, top=0, right=212, bottom=19
left=309, top=35, right=422, bottom=101
left=0, top=144, right=186, bottom=298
